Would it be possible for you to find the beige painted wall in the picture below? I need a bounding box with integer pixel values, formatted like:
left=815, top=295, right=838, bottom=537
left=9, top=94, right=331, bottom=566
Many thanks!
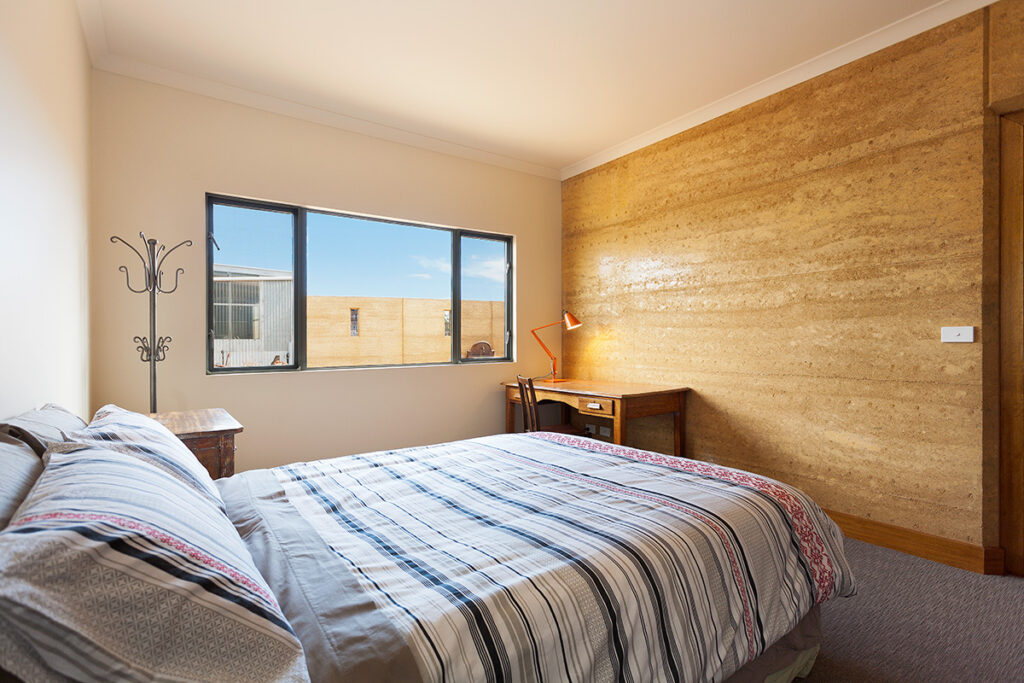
left=0, top=0, right=90, bottom=419
left=90, top=71, right=561, bottom=470
left=562, top=11, right=998, bottom=546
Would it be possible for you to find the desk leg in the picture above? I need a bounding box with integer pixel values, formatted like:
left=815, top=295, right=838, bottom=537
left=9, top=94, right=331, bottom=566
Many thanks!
left=673, top=392, right=686, bottom=457
left=506, top=398, right=516, bottom=433
left=613, top=415, right=626, bottom=446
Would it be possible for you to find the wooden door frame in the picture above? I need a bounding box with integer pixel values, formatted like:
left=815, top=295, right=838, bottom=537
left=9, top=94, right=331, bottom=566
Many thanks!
left=1000, top=111, right=1024, bottom=575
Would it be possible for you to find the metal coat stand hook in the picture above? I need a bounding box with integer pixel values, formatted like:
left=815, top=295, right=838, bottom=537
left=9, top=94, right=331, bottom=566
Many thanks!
left=111, top=232, right=192, bottom=413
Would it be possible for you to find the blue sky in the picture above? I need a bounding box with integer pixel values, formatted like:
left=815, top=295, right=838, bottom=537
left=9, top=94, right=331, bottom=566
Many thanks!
left=212, top=205, right=506, bottom=301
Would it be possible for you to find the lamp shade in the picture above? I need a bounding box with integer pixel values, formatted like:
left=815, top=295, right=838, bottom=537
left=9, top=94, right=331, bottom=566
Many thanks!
left=562, top=310, right=582, bottom=330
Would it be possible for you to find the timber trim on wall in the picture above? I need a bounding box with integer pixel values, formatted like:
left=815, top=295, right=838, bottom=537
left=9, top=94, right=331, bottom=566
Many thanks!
left=999, top=112, right=1024, bottom=575
left=826, top=509, right=1005, bottom=575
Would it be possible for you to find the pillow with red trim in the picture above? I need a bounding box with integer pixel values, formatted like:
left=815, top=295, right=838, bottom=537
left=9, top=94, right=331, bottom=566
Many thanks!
left=0, top=441, right=309, bottom=682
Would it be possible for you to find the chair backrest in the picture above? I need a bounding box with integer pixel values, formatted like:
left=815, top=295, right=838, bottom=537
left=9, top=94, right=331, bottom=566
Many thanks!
left=516, top=374, right=539, bottom=432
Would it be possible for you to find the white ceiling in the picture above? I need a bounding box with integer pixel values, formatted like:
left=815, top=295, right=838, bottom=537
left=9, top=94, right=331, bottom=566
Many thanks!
left=77, top=0, right=993, bottom=179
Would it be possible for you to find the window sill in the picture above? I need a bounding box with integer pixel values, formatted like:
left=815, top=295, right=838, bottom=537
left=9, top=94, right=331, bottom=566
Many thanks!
left=206, top=358, right=514, bottom=376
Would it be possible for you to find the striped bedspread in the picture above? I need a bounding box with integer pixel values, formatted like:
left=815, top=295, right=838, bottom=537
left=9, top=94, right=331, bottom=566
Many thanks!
left=220, top=432, right=855, bottom=683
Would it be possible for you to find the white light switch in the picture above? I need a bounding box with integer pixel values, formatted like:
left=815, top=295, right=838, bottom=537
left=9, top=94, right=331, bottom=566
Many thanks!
left=941, top=326, right=974, bottom=343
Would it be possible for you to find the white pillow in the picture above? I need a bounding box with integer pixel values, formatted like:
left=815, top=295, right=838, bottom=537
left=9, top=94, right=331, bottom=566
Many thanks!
left=73, top=404, right=221, bottom=507
left=0, top=433, right=41, bottom=530
left=0, top=442, right=309, bottom=682
left=0, top=403, right=86, bottom=455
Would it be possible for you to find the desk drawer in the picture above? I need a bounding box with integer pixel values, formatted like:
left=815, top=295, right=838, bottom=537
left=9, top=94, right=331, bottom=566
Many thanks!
left=578, top=397, right=614, bottom=417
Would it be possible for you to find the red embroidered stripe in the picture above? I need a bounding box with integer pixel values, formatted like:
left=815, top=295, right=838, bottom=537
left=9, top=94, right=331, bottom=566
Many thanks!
left=532, top=433, right=837, bottom=603
left=13, top=511, right=279, bottom=604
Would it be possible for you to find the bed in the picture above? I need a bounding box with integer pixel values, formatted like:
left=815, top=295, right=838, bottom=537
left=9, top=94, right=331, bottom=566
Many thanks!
left=0, top=405, right=855, bottom=683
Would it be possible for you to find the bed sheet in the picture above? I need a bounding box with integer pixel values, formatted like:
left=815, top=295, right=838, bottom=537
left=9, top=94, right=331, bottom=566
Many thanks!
left=218, top=432, right=855, bottom=683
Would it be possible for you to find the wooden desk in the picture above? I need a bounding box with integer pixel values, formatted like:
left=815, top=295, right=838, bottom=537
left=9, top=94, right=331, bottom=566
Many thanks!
left=504, top=379, right=689, bottom=456
left=151, top=408, right=243, bottom=479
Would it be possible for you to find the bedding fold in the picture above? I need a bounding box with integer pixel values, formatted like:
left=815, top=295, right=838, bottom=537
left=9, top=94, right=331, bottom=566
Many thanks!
left=218, top=469, right=422, bottom=683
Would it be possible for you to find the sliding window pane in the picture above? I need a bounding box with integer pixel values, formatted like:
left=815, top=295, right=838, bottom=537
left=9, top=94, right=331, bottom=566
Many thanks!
left=306, top=212, right=453, bottom=367
left=210, top=204, right=294, bottom=369
left=460, top=235, right=509, bottom=360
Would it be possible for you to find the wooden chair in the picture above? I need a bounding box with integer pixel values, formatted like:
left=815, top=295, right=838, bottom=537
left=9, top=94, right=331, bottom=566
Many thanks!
left=516, top=375, right=586, bottom=435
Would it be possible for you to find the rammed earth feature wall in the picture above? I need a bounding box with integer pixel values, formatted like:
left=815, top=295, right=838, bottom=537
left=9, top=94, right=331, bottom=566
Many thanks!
left=562, top=3, right=1024, bottom=548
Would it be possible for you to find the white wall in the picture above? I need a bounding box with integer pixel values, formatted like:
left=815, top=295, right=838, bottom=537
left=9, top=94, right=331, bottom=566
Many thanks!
left=90, top=72, right=562, bottom=470
left=0, top=0, right=91, bottom=419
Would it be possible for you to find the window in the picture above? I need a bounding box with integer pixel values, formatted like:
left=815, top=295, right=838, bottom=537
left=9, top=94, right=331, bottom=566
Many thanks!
left=460, top=235, right=508, bottom=359
left=207, top=201, right=296, bottom=370
left=207, top=194, right=513, bottom=372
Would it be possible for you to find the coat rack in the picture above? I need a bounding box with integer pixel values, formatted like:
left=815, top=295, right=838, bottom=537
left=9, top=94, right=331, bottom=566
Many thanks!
left=111, top=232, right=192, bottom=413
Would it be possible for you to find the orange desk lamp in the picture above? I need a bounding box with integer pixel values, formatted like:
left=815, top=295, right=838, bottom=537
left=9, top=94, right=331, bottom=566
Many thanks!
left=531, top=310, right=582, bottom=381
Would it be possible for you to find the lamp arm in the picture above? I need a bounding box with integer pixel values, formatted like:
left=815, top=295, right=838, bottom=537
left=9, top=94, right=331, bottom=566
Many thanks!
left=530, top=319, right=565, bottom=379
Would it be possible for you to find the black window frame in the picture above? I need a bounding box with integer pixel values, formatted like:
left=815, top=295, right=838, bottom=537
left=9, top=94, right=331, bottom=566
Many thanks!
left=206, top=193, right=513, bottom=373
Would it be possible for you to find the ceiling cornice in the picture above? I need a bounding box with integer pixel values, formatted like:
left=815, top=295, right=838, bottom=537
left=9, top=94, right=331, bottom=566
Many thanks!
left=559, top=0, right=995, bottom=180
left=74, top=0, right=561, bottom=180
left=75, top=0, right=107, bottom=63
left=95, top=52, right=563, bottom=180
left=77, top=0, right=994, bottom=184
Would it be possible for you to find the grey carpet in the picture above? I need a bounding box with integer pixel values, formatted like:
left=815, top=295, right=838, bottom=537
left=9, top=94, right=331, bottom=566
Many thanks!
left=804, top=538, right=1024, bottom=682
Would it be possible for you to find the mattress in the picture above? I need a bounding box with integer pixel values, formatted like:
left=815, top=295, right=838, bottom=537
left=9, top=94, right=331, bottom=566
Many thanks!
left=218, top=432, right=855, bottom=683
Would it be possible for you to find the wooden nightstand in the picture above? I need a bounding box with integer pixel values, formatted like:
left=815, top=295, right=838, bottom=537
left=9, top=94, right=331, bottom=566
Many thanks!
left=150, top=408, right=243, bottom=479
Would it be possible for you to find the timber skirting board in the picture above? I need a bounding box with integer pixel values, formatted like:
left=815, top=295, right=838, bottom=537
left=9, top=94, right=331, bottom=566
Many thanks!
left=825, top=510, right=1005, bottom=575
